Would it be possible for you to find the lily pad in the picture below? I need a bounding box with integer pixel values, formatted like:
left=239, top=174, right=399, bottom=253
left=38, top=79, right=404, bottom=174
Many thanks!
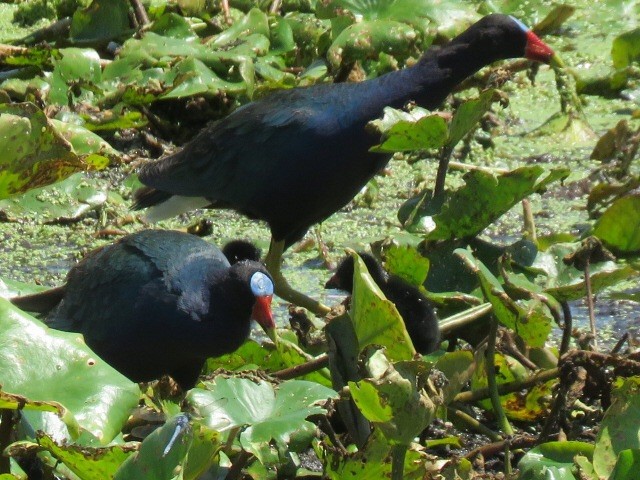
left=0, top=298, right=139, bottom=443
left=114, top=415, right=220, bottom=480
left=0, top=172, right=108, bottom=222
left=593, top=377, right=640, bottom=479
left=186, top=377, right=337, bottom=464
left=37, top=432, right=136, bottom=480
left=425, top=166, right=570, bottom=241
left=349, top=349, right=435, bottom=445
left=456, top=248, right=553, bottom=348
left=592, top=193, right=640, bottom=254
left=350, top=252, right=416, bottom=360
left=0, top=102, right=83, bottom=199
left=518, top=441, right=594, bottom=480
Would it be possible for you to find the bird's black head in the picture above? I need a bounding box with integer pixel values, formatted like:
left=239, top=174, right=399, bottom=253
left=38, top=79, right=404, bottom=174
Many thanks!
left=222, top=240, right=263, bottom=265
left=447, top=14, right=554, bottom=65
left=325, top=252, right=387, bottom=293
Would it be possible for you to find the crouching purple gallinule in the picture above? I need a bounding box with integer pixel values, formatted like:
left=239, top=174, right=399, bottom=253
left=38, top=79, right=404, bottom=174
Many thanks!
left=133, top=15, right=554, bottom=316
left=326, top=253, right=440, bottom=354
left=11, top=230, right=276, bottom=389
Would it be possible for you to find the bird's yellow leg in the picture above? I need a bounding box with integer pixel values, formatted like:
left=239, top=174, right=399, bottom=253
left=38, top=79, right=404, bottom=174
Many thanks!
left=265, top=238, right=331, bottom=316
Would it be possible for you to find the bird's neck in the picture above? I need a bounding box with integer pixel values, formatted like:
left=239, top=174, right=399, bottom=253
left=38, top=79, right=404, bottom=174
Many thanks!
left=365, top=39, right=506, bottom=112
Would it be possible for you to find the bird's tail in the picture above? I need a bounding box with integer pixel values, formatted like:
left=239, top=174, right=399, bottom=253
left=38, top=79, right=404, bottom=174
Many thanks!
left=132, top=186, right=173, bottom=210
left=10, top=286, right=66, bottom=315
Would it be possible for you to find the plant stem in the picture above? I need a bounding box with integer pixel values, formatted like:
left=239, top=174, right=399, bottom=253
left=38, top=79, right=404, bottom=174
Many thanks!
left=271, top=354, right=329, bottom=380
left=560, top=301, right=573, bottom=355
left=584, top=261, right=598, bottom=351
left=391, top=444, right=407, bottom=480
left=454, top=367, right=559, bottom=403
left=447, top=406, right=501, bottom=441
left=485, top=315, right=513, bottom=475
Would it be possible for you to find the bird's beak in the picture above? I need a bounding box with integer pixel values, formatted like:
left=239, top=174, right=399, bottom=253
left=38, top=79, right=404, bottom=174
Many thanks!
left=525, top=30, right=555, bottom=64
left=324, top=272, right=340, bottom=289
left=252, top=295, right=277, bottom=343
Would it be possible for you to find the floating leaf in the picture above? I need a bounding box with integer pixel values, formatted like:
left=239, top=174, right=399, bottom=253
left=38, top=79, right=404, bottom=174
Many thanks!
left=0, top=173, right=108, bottom=222
left=447, top=89, right=498, bottom=148
left=593, top=377, right=640, bottom=479
left=186, top=377, right=337, bottom=464
left=456, top=249, right=553, bottom=348
left=349, top=349, right=435, bottom=445
left=426, top=166, right=569, bottom=241
left=318, top=429, right=431, bottom=480
left=612, top=28, right=640, bottom=70
left=383, top=244, right=430, bottom=286
left=371, top=114, right=448, bottom=153
left=327, top=20, right=417, bottom=68
left=593, top=194, right=640, bottom=254
left=204, top=338, right=331, bottom=386
left=70, top=0, right=132, bottom=45
left=0, top=102, right=83, bottom=199
left=0, top=298, right=139, bottom=443
left=37, top=432, right=136, bottom=480
left=350, top=253, right=416, bottom=360
left=518, top=441, right=594, bottom=480
left=114, top=415, right=220, bottom=480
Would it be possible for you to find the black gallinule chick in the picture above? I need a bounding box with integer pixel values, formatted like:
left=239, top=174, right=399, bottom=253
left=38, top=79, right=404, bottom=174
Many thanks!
left=326, top=252, right=440, bottom=354
left=222, top=239, right=263, bottom=264
left=10, top=230, right=276, bottom=389
left=133, top=15, right=554, bottom=315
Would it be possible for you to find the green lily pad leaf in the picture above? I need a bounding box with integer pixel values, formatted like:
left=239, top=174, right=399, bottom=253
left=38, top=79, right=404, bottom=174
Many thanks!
left=426, top=166, right=570, bottom=241
left=383, top=244, right=430, bottom=286
left=204, top=338, right=331, bottom=386
left=186, top=378, right=337, bottom=463
left=371, top=114, right=448, bottom=153
left=327, top=20, right=417, bottom=68
left=270, top=16, right=296, bottom=56
left=533, top=5, right=575, bottom=36
left=0, top=102, right=84, bottom=199
left=448, top=89, right=498, bottom=148
left=37, top=432, right=136, bottom=480
left=48, top=48, right=102, bottom=106
left=611, top=449, right=640, bottom=480
left=349, top=349, right=435, bottom=445
left=114, top=415, right=219, bottom=480
left=211, top=8, right=269, bottom=47
left=612, top=27, right=640, bottom=70
left=0, top=173, right=108, bottom=222
left=350, top=253, right=416, bottom=360
left=80, top=109, right=148, bottom=132
left=534, top=243, right=640, bottom=301
left=434, top=350, right=475, bottom=403
left=318, top=429, right=430, bottom=480
left=518, top=441, right=594, bottom=480
left=0, top=298, right=139, bottom=443
left=50, top=119, right=117, bottom=167
left=0, top=389, right=66, bottom=415
left=70, top=0, right=132, bottom=45
left=593, top=194, right=640, bottom=254
left=161, top=57, right=246, bottom=100
left=529, top=111, right=597, bottom=147
left=150, top=13, right=198, bottom=40
left=318, top=0, right=476, bottom=37
left=473, top=350, right=555, bottom=421
left=456, top=249, right=553, bottom=348
left=593, top=377, right=640, bottom=479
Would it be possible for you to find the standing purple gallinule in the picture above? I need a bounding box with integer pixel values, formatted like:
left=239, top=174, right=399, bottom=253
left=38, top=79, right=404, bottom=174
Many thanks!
left=133, top=14, right=554, bottom=315
left=326, top=252, right=440, bottom=354
left=11, top=230, right=276, bottom=389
